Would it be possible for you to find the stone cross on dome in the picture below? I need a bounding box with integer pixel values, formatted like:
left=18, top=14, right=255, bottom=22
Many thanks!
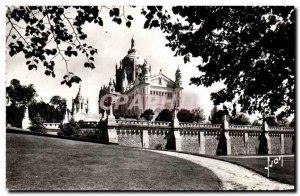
left=131, top=36, right=135, bottom=48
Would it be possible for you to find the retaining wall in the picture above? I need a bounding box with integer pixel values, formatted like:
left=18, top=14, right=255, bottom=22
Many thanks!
left=106, top=117, right=295, bottom=156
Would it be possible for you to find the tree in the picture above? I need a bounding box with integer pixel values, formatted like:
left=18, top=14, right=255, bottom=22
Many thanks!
left=177, top=109, right=192, bottom=122
left=191, top=107, right=206, bottom=123
left=276, top=116, right=289, bottom=127
left=7, top=6, right=295, bottom=117
left=28, top=113, right=46, bottom=133
left=265, top=116, right=279, bottom=126
left=289, top=118, right=295, bottom=127
left=141, top=6, right=295, bottom=118
left=140, top=109, right=155, bottom=121
left=177, top=108, right=206, bottom=123
left=6, top=105, right=25, bottom=128
left=155, top=109, right=172, bottom=122
left=6, top=6, right=135, bottom=87
left=29, top=101, right=64, bottom=123
left=229, top=113, right=251, bottom=125
left=6, top=79, right=37, bottom=107
left=252, top=119, right=262, bottom=126
left=49, top=95, right=67, bottom=113
left=210, top=106, right=229, bottom=124
left=6, top=79, right=37, bottom=127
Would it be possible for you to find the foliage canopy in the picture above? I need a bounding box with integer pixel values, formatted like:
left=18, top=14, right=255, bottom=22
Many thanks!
left=6, top=6, right=295, bottom=117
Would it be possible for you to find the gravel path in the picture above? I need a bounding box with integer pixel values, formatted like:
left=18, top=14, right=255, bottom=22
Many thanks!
left=145, top=150, right=294, bottom=191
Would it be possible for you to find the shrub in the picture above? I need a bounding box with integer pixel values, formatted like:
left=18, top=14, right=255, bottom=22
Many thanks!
left=140, top=109, right=155, bottom=121
left=29, top=114, right=46, bottom=133
left=191, top=108, right=206, bottom=123
left=230, top=113, right=251, bottom=125
left=59, top=118, right=80, bottom=137
left=155, top=109, right=172, bottom=122
left=177, top=109, right=193, bottom=122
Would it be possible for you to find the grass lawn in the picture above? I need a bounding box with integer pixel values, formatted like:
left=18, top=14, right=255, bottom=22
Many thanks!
left=6, top=133, right=221, bottom=191
left=215, top=156, right=294, bottom=185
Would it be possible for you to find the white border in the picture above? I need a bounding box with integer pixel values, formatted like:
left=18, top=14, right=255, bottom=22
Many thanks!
left=1, top=1, right=299, bottom=196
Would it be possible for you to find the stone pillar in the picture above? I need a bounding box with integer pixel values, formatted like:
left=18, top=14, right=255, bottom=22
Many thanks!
left=174, top=130, right=182, bottom=151
left=142, top=130, right=150, bottom=148
left=280, top=133, right=285, bottom=154
left=173, top=109, right=180, bottom=127
left=244, top=132, right=249, bottom=155
left=62, top=109, right=69, bottom=124
left=108, top=128, right=118, bottom=144
left=22, top=106, right=30, bottom=130
left=199, top=131, right=205, bottom=154
left=107, top=105, right=118, bottom=144
left=102, top=110, right=107, bottom=120
left=173, top=109, right=182, bottom=151
left=222, top=114, right=231, bottom=155
left=263, top=121, right=271, bottom=154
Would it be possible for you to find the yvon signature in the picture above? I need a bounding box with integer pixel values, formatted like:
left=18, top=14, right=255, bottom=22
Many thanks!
left=264, top=156, right=284, bottom=177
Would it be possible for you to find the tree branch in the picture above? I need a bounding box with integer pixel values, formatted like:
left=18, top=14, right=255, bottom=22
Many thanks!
left=45, top=7, right=69, bottom=74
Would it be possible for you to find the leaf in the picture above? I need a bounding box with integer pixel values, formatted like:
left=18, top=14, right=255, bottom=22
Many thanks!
left=79, top=34, right=87, bottom=40
left=127, top=15, right=133, bottom=20
left=84, top=62, right=90, bottom=68
left=44, top=70, right=51, bottom=75
left=126, top=21, right=131, bottom=28
left=98, top=17, right=103, bottom=26
left=28, top=64, right=37, bottom=70
left=150, top=20, right=159, bottom=28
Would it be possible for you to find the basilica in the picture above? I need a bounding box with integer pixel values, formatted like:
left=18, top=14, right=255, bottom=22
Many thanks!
left=98, top=38, right=183, bottom=118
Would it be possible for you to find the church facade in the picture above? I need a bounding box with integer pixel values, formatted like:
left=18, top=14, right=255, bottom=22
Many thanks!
left=98, top=38, right=183, bottom=118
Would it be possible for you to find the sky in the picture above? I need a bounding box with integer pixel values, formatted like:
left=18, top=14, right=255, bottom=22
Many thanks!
left=6, top=6, right=270, bottom=122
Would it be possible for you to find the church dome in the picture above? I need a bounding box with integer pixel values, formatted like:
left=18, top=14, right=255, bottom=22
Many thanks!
left=122, top=38, right=145, bottom=66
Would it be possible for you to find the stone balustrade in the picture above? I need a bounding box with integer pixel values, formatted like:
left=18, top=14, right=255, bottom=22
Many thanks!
left=179, top=122, right=221, bottom=129
left=81, top=117, right=295, bottom=156
left=269, top=126, right=294, bottom=132
left=115, top=119, right=170, bottom=127
left=229, top=125, right=262, bottom=131
left=43, top=123, right=60, bottom=129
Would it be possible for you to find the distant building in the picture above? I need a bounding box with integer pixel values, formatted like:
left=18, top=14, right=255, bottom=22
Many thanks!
left=98, top=38, right=183, bottom=118
left=71, top=84, right=101, bottom=122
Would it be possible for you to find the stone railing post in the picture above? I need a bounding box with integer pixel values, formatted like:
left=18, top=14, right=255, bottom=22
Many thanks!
left=107, top=106, right=118, bottom=144
left=199, top=131, right=205, bottom=154
left=142, top=130, right=150, bottom=148
left=263, top=121, right=271, bottom=154
left=244, top=132, right=249, bottom=155
left=222, top=114, right=231, bottom=155
left=280, top=133, right=285, bottom=154
left=173, top=109, right=182, bottom=151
